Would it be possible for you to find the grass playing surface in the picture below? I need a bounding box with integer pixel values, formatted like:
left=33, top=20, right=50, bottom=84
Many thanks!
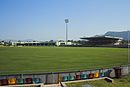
left=0, top=46, right=129, bottom=74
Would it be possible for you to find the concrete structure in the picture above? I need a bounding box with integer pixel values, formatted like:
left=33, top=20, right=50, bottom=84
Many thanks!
left=56, top=41, right=73, bottom=46
left=56, top=41, right=79, bottom=46
left=11, top=41, right=56, bottom=46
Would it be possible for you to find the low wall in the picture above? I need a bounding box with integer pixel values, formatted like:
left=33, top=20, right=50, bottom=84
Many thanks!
left=0, top=65, right=130, bottom=86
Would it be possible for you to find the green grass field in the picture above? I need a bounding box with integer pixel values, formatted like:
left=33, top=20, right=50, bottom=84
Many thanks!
left=0, top=46, right=129, bottom=74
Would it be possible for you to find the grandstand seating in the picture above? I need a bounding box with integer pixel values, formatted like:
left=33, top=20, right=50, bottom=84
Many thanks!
left=16, top=78, right=24, bottom=84
left=8, top=78, right=16, bottom=85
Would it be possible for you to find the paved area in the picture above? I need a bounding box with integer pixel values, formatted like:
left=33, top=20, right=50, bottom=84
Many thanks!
left=44, top=83, right=61, bottom=87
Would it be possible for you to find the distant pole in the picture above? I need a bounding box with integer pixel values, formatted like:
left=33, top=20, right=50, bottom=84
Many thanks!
left=65, top=19, right=69, bottom=45
left=128, top=30, right=130, bottom=63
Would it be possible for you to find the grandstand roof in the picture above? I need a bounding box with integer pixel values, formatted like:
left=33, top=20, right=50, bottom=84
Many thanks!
left=80, top=35, right=123, bottom=40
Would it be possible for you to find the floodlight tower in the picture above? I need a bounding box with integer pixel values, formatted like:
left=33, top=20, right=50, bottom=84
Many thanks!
left=128, top=30, right=130, bottom=63
left=65, top=19, right=69, bottom=45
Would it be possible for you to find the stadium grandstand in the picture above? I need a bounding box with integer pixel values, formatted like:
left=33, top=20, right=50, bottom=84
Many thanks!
left=80, top=35, right=123, bottom=47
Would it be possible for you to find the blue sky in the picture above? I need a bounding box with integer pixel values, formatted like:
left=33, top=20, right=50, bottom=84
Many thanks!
left=0, top=0, right=130, bottom=41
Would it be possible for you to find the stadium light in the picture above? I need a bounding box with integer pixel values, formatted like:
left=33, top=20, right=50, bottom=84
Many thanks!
left=128, top=30, right=130, bottom=63
left=65, top=19, right=69, bottom=45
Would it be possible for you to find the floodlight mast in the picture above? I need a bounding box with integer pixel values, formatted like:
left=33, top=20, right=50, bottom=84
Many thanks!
left=128, top=30, right=130, bottom=63
left=65, top=19, right=69, bottom=45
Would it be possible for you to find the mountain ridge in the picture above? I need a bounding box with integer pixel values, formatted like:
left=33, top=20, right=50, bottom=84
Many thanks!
left=105, top=31, right=130, bottom=40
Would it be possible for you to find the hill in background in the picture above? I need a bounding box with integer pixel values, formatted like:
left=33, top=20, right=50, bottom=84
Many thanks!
left=105, top=31, right=130, bottom=41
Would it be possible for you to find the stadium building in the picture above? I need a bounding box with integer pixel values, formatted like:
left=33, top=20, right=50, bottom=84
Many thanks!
left=11, top=41, right=56, bottom=46
left=80, top=35, right=123, bottom=46
left=11, top=41, right=78, bottom=46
